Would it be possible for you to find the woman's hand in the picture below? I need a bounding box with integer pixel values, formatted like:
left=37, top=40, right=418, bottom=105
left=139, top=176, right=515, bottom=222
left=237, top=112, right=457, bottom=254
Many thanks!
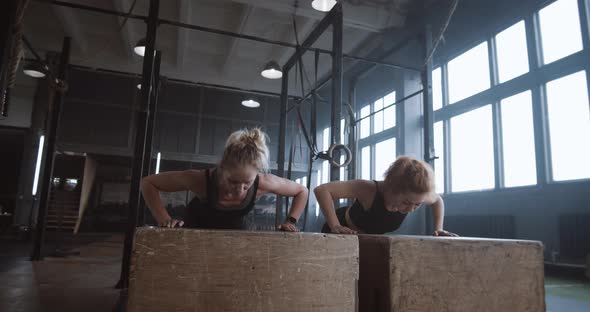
left=158, top=217, right=184, bottom=228
left=278, top=222, right=299, bottom=232
left=433, top=229, right=458, bottom=237
left=330, top=224, right=357, bottom=234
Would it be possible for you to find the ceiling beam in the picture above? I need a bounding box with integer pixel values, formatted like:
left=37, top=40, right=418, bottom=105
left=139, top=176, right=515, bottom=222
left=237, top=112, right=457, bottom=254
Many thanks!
left=52, top=5, right=89, bottom=55
left=176, top=0, right=192, bottom=69
left=221, top=4, right=254, bottom=74
left=112, top=0, right=136, bottom=59
left=276, top=17, right=316, bottom=70
left=231, top=0, right=406, bottom=32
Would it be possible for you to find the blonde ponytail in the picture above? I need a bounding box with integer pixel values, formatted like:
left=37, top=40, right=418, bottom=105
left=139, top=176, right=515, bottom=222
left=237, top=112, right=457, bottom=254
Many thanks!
left=221, top=128, right=270, bottom=172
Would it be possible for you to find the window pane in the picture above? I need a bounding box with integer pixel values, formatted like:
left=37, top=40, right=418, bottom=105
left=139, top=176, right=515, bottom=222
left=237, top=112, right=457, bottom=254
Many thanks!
left=448, top=42, right=490, bottom=103
left=384, top=106, right=396, bottom=129
left=302, top=176, right=307, bottom=186
left=451, top=105, right=495, bottom=191
left=315, top=169, right=321, bottom=217
left=322, top=160, right=329, bottom=183
left=384, top=91, right=396, bottom=106
left=546, top=71, right=590, bottom=181
left=433, top=67, right=443, bottom=110
left=434, top=122, right=445, bottom=193
left=340, top=118, right=346, bottom=144
left=322, top=127, right=330, bottom=151
left=339, top=155, right=346, bottom=204
left=375, top=138, right=396, bottom=180
left=496, top=21, right=529, bottom=83
left=374, top=98, right=384, bottom=134
left=360, top=105, right=370, bottom=138
left=361, top=146, right=371, bottom=180
left=539, top=0, right=583, bottom=64
left=501, top=91, right=537, bottom=187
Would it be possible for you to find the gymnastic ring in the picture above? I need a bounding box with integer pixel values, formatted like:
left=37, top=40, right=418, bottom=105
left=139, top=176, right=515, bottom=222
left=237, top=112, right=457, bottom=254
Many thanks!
left=328, top=144, right=352, bottom=168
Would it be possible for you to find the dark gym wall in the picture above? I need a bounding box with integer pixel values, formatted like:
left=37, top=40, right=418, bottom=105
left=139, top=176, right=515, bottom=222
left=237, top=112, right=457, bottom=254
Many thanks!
left=55, top=68, right=309, bottom=172
left=0, top=127, right=25, bottom=216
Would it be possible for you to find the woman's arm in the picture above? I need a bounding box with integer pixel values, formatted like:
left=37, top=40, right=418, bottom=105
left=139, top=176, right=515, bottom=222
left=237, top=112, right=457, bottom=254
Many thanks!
left=140, top=170, right=203, bottom=227
left=258, top=174, right=309, bottom=232
left=313, top=180, right=373, bottom=234
left=428, top=194, right=458, bottom=236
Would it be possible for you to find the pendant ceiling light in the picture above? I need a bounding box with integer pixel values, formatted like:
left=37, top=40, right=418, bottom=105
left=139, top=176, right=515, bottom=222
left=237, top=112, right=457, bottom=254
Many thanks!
left=260, top=61, right=282, bottom=79
left=311, top=0, right=337, bottom=12
left=134, top=38, right=146, bottom=56
left=23, top=61, right=49, bottom=78
left=241, top=99, right=260, bottom=108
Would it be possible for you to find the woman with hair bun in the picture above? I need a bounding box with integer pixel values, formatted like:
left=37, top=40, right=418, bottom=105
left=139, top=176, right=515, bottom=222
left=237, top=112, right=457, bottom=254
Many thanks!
left=141, top=128, right=307, bottom=231
left=315, top=156, right=457, bottom=236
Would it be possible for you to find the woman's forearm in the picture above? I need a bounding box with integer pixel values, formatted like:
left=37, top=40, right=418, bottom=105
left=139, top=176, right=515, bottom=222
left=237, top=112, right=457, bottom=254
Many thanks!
left=140, top=178, right=170, bottom=223
left=287, top=188, right=308, bottom=221
left=314, top=187, right=340, bottom=229
left=431, top=198, right=445, bottom=231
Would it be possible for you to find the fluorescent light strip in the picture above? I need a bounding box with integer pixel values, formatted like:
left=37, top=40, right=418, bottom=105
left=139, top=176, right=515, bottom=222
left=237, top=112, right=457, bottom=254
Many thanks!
left=155, top=152, right=161, bottom=174
left=32, top=135, right=45, bottom=196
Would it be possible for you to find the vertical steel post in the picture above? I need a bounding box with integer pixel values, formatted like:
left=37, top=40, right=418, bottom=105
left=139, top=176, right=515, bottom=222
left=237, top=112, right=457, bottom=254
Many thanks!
left=422, top=26, right=434, bottom=235
left=330, top=3, right=343, bottom=184
left=276, top=68, right=289, bottom=226
left=117, top=0, right=159, bottom=289
left=137, top=51, right=161, bottom=226
left=31, top=37, right=71, bottom=261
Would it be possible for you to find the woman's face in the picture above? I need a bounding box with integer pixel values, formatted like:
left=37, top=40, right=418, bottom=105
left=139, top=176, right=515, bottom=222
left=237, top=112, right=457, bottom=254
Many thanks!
left=219, top=164, right=258, bottom=200
left=384, top=191, right=427, bottom=214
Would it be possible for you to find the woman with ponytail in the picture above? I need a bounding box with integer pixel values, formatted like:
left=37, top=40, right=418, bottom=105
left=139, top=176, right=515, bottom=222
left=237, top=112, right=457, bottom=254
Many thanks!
left=315, top=156, right=457, bottom=236
left=141, top=128, right=307, bottom=231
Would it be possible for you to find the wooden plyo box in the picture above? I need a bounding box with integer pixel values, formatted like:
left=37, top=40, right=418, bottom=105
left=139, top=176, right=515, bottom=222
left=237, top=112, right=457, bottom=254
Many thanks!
left=358, top=235, right=545, bottom=312
left=128, top=228, right=359, bottom=312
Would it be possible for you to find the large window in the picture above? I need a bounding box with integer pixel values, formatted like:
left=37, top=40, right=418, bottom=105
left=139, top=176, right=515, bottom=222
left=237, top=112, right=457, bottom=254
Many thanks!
left=375, top=138, right=396, bottom=179
left=450, top=105, right=495, bottom=191
left=546, top=71, right=590, bottom=181
left=539, top=0, right=584, bottom=65
left=500, top=91, right=537, bottom=187
left=495, top=21, right=529, bottom=83
left=431, top=0, right=589, bottom=193
left=447, top=42, right=490, bottom=103
left=434, top=122, right=445, bottom=193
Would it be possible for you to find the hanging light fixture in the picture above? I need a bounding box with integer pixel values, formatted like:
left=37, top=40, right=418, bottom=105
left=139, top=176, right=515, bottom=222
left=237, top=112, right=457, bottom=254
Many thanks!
left=241, top=99, right=260, bottom=108
left=311, top=0, right=337, bottom=12
left=23, top=61, right=49, bottom=78
left=260, top=61, right=282, bottom=79
left=136, top=83, right=142, bottom=90
left=134, top=38, right=146, bottom=56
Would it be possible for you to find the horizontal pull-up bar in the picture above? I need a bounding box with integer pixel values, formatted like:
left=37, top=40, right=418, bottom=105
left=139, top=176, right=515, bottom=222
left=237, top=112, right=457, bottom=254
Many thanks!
left=356, top=88, right=424, bottom=123
left=40, top=0, right=420, bottom=72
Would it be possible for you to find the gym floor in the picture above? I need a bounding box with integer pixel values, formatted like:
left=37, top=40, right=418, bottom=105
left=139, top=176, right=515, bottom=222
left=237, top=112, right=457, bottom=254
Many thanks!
left=1, top=234, right=589, bottom=312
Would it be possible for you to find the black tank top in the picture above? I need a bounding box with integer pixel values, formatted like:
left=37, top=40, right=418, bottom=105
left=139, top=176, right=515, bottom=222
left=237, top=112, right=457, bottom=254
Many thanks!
left=347, top=181, right=407, bottom=234
left=183, top=168, right=259, bottom=229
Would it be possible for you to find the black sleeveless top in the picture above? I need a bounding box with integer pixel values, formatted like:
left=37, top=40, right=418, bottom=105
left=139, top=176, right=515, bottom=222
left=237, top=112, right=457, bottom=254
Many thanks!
left=183, top=168, right=259, bottom=229
left=322, top=181, right=407, bottom=234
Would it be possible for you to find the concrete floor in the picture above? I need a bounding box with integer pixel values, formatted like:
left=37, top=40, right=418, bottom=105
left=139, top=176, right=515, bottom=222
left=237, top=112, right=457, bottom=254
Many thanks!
left=0, top=234, right=123, bottom=312
left=546, top=272, right=590, bottom=312
left=1, top=234, right=589, bottom=311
